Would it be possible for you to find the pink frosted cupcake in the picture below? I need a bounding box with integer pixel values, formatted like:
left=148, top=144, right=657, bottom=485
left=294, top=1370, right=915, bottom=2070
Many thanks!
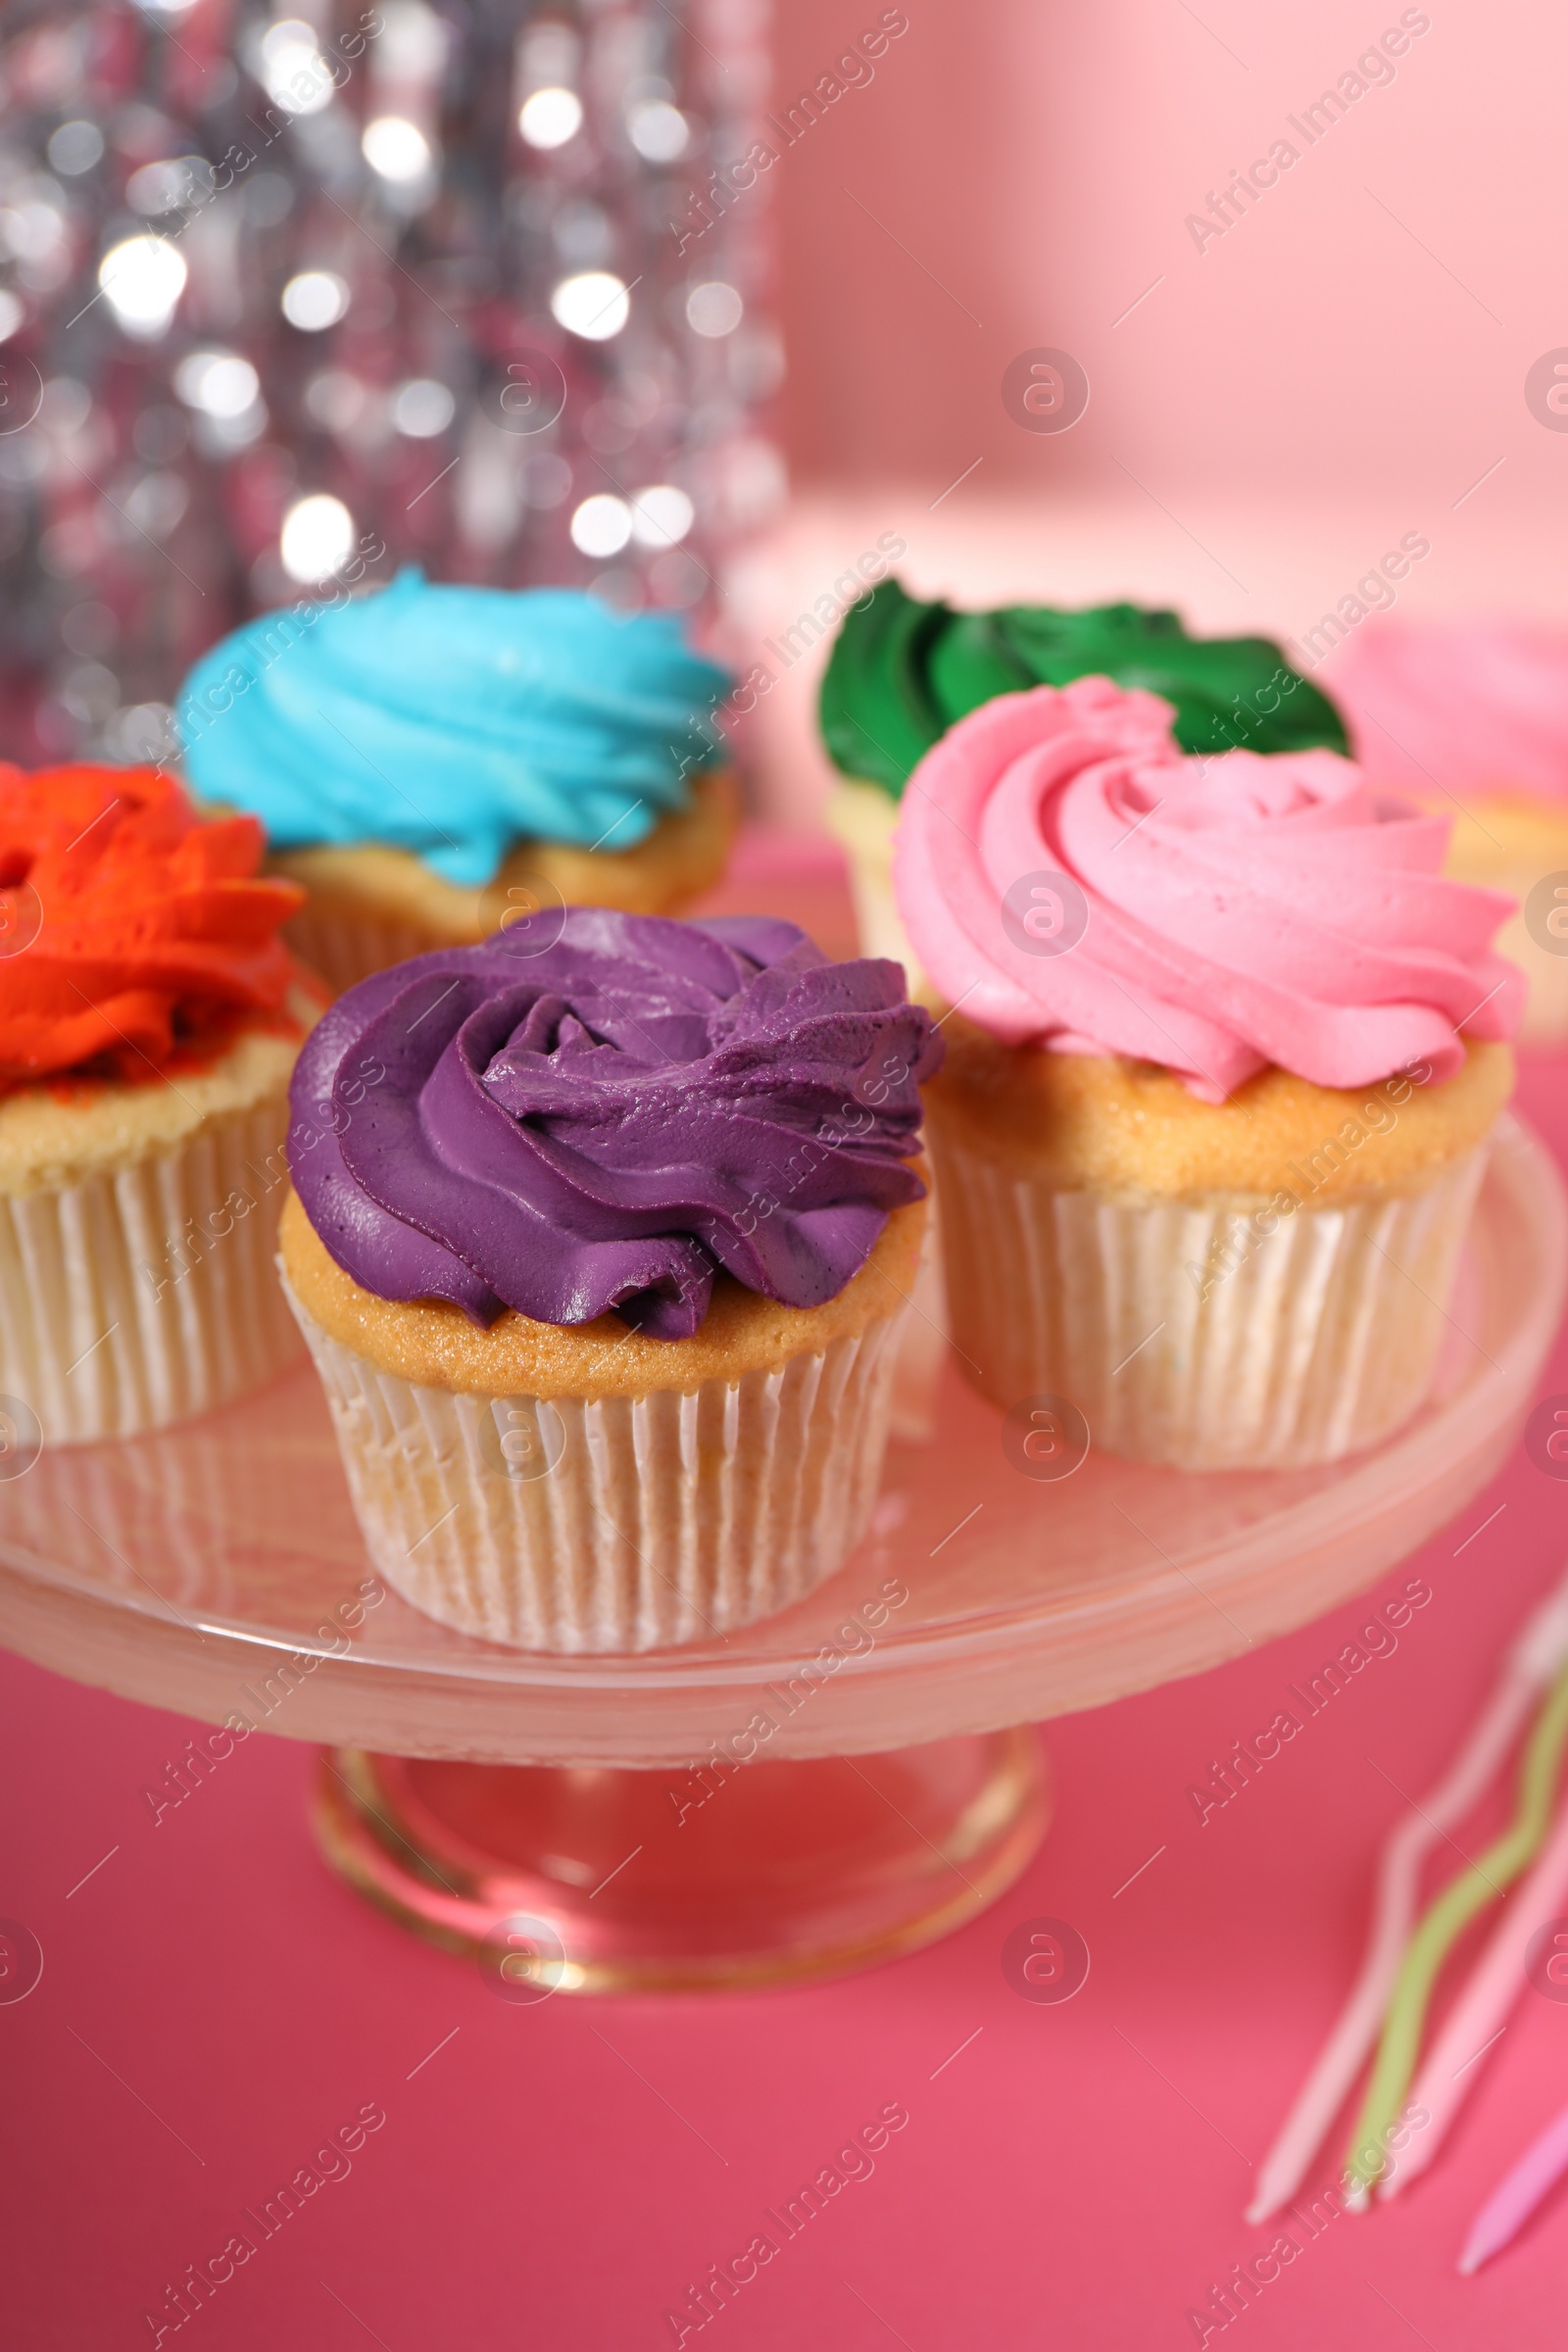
left=1332, top=619, right=1568, bottom=1042
left=892, top=679, right=1524, bottom=1470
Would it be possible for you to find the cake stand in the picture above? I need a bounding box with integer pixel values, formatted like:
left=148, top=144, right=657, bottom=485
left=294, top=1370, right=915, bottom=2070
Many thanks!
left=0, top=1111, right=1561, bottom=1993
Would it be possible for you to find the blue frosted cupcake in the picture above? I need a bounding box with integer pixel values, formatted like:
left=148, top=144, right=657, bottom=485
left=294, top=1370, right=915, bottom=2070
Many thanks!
left=177, top=569, right=738, bottom=993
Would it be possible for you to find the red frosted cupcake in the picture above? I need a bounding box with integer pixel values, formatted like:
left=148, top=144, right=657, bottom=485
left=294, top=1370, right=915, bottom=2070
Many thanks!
left=0, top=763, right=318, bottom=1443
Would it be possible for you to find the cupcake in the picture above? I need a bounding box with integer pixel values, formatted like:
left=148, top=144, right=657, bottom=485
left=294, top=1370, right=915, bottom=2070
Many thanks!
left=177, top=569, right=739, bottom=996
left=819, top=579, right=1348, bottom=987
left=1331, top=619, right=1568, bottom=1043
left=892, top=679, right=1523, bottom=1471
left=0, top=761, right=318, bottom=1445
left=279, top=908, right=940, bottom=1651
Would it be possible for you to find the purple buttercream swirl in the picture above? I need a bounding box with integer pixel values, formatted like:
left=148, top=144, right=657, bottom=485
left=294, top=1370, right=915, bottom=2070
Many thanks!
left=287, top=908, right=942, bottom=1341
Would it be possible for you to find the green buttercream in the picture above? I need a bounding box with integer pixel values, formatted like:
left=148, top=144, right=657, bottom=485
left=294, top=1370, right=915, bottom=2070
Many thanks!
left=819, top=579, right=1349, bottom=794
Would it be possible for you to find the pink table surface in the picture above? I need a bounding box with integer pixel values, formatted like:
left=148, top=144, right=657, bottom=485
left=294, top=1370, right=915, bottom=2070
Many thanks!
left=5, top=843, right=1568, bottom=2352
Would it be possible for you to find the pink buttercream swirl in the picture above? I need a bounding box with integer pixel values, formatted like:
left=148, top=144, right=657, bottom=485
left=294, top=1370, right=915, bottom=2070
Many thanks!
left=892, top=676, right=1523, bottom=1102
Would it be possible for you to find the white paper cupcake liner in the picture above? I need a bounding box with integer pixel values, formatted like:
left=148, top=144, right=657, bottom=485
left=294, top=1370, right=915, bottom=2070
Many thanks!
left=824, top=782, right=927, bottom=992
left=1489, top=895, right=1568, bottom=1046
left=931, top=1128, right=1489, bottom=1469
left=284, top=1284, right=906, bottom=1652
left=888, top=1192, right=948, bottom=1445
left=0, top=1097, right=303, bottom=1446
left=843, top=847, right=922, bottom=982
left=285, top=904, right=446, bottom=998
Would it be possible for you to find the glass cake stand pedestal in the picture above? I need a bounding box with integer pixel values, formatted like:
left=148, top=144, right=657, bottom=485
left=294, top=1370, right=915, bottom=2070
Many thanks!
left=0, top=1114, right=1561, bottom=1993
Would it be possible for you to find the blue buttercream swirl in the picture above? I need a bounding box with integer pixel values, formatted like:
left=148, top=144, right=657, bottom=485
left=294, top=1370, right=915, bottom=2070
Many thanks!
left=175, top=569, right=733, bottom=887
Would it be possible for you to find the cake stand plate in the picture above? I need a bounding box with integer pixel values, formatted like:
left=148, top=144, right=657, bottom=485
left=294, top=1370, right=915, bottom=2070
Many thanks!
left=0, top=1112, right=1561, bottom=1991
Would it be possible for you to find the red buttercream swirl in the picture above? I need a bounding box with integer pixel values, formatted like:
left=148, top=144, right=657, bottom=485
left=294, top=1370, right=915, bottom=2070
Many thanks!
left=0, top=763, right=306, bottom=1086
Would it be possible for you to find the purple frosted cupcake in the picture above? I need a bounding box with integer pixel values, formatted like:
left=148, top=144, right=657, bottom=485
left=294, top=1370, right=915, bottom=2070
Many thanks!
left=279, top=908, right=939, bottom=1652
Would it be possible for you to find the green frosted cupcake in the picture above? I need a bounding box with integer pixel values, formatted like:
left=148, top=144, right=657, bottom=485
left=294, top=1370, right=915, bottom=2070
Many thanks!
left=818, top=580, right=1348, bottom=987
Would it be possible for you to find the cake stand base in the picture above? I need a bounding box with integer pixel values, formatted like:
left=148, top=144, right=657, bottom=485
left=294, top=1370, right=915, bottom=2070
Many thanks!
left=313, top=1731, right=1050, bottom=1993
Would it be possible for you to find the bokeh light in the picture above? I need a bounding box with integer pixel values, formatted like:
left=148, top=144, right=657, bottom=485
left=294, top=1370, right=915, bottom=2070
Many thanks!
left=98, top=236, right=187, bottom=337
left=519, top=89, right=583, bottom=151
left=551, top=270, right=629, bottom=340
left=280, top=493, right=356, bottom=581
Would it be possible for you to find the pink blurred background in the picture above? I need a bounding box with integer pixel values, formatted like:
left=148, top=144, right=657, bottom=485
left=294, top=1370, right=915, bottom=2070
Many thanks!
left=745, top=0, right=1568, bottom=820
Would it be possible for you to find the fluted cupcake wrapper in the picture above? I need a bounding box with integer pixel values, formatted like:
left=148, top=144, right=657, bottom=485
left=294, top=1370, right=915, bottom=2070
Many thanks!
left=1488, top=891, right=1568, bottom=1046
left=885, top=1189, right=949, bottom=1446
left=284, top=1283, right=906, bottom=1653
left=931, top=1127, right=1489, bottom=1470
left=0, top=1097, right=303, bottom=1446
left=824, top=780, right=927, bottom=991
left=285, top=905, right=448, bottom=998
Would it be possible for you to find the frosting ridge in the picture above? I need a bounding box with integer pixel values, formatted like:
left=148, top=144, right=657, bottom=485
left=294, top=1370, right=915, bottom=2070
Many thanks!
left=820, top=578, right=1348, bottom=794
left=288, top=909, right=940, bottom=1338
left=178, top=569, right=733, bottom=886
left=892, top=678, right=1523, bottom=1102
